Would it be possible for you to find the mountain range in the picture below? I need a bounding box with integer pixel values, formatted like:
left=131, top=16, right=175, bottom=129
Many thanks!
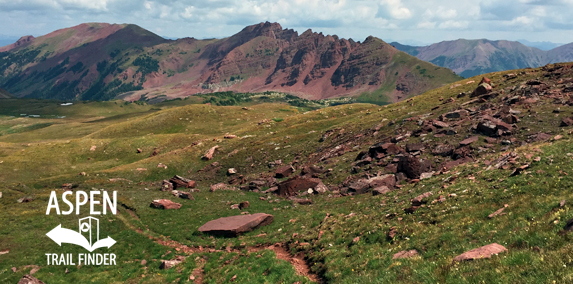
left=0, top=22, right=461, bottom=103
left=391, top=39, right=573, bottom=78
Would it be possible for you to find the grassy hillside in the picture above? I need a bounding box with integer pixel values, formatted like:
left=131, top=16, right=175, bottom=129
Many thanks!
left=1, top=63, right=573, bottom=283
left=0, top=88, right=13, bottom=98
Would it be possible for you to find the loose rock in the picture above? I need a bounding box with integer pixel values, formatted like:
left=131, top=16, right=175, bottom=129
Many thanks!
left=150, top=199, right=182, bottom=210
left=453, top=243, right=507, bottom=262
left=198, top=213, right=274, bottom=237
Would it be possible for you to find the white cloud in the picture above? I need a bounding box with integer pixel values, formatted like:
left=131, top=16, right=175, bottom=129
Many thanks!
left=381, top=0, right=412, bottom=19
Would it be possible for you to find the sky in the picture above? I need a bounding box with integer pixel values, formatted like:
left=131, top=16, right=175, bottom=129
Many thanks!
left=1, top=0, right=573, bottom=46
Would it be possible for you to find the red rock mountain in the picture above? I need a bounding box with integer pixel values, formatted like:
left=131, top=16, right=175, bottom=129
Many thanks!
left=0, top=22, right=461, bottom=102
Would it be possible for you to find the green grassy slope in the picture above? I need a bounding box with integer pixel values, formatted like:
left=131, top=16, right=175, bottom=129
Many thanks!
left=1, top=63, right=573, bottom=283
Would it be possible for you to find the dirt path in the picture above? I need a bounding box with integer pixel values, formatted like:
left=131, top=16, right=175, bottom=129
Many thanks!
left=117, top=210, right=322, bottom=283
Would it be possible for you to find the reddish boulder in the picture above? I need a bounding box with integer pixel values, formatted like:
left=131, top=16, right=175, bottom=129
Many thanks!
left=459, top=136, right=478, bottom=146
left=471, top=83, right=492, bottom=97
left=210, top=183, right=235, bottom=192
left=160, top=180, right=174, bottom=191
left=198, top=213, right=274, bottom=237
left=372, top=186, right=392, bottom=196
left=453, top=243, right=507, bottom=262
left=432, top=144, right=454, bottom=157
left=385, top=163, right=398, bottom=173
left=348, top=179, right=371, bottom=194
left=301, top=165, right=326, bottom=177
left=433, top=121, right=450, bottom=128
left=368, top=174, right=396, bottom=189
left=368, top=142, right=403, bottom=159
left=440, top=157, right=473, bottom=171
left=201, top=145, right=219, bottom=160
left=561, top=117, right=573, bottom=127
left=393, top=250, right=419, bottom=259
left=412, top=192, right=433, bottom=206
left=169, top=175, right=196, bottom=189
left=277, top=176, right=327, bottom=196
left=150, top=199, right=182, bottom=210
left=406, top=143, right=425, bottom=152
left=239, top=201, right=250, bottom=210
left=275, top=165, right=294, bottom=178
left=398, top=156, right=432, bottom=179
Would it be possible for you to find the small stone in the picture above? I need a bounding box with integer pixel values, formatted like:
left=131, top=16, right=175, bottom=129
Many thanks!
left=141, top=259, right=147, bottom=266
left=65, top=268, right=69, bottom=274
left=453, top=243, right=507, bottom=262
left=228, top=168, right=237, bottom=175
left=392, top=250, right=419, bottom=259
left=239, top=201, right=249, bottom=210
left=90, top=145, right=96, bottom=151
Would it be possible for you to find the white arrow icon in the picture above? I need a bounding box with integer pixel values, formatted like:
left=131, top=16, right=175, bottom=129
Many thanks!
left=46, top=224, right=116, bottom=252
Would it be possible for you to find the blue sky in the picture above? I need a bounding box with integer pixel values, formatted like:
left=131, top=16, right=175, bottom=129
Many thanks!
left=1, top=0, right=572, bottom=45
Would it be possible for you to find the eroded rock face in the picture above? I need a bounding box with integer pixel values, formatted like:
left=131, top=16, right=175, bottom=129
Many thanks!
left=198, top=213, right=274, bottom=237
left=150, top=199, right=182, bottom=210
left=452, top=243, right=507, bottom=262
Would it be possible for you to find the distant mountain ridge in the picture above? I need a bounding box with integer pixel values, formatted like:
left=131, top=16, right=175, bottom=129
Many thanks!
left=0, top=22, right=460, bottom=103
left=391, top=39, right=573, bottom=77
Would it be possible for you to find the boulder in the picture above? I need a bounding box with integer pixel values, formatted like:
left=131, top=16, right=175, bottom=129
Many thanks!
left=277, top=176, right=327, bottom=197
left=385, top=163, right=398, bottom=173
left=150, top=199, right=182, bottom=210
left=201, top=145, right=219, bottom=160
left=453, top=243, right=508, bottom=262
left=149, top=148, right=160, bottom=157
left=372, top=186, right=392, bottom=196
left=348, top=179, right=371, bottom=194
left=239, top=201, right=250, bottom=210
left=561, top=117, right=573, bottom=127
left=169, top=175, right=196, bottom=189
left=480, top=77, right=491, bottom=84
left=398, top=156, right=432, bottom=179
left=432, top=144, right=454, bottom=157
left=160, top=180, right=173, bottom=191
left=368, top=174, right=396, bottom=188
left=443, top=110, right=469, bottom=119
left=198, top=213, right=274, bottom=237
left=459, top=136, right=479, bottom=146
left=412, top=192, right=433, bottom=206
left=406, top=143, right=424, bottom=152
left=17, top=275, right=45, bottom=284
left=210, top=183, right=235, bottom=192
left=275, top=165, right=294, bottom=178
left=160, top=256, right=186, bottom=269
left=471, top=83, right=492, bottom=97
left=176, top=192, right=194, bottom=200
left=301, top=165, right=326, bottom=177
left=392, top=250, right=419, bottom=259
left=433, top=121, right=450, bottom=128
left=368, top=142, right=403, bottom=159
